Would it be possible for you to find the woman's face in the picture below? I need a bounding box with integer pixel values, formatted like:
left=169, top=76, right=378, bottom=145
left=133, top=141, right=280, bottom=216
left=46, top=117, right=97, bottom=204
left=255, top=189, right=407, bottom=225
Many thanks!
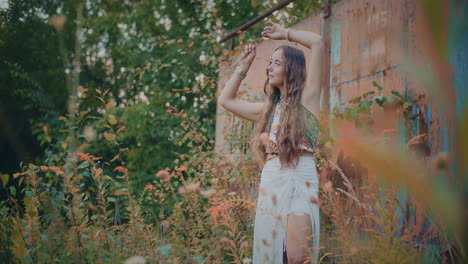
left=267, top=49, right=285, bottom=89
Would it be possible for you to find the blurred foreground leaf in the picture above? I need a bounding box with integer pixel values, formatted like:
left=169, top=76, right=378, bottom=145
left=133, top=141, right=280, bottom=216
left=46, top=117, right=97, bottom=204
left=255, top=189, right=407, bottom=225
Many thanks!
left=336, top=123, right=462, bottom=235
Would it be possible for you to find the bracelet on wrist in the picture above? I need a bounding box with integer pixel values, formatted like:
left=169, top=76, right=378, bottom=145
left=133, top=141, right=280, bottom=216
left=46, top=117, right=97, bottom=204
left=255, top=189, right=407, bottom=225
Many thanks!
left=286, top=28, right=292, bottom=42
left=234, top=71, right=244, bottom=80
left=236, top=66, right=247, bottom=79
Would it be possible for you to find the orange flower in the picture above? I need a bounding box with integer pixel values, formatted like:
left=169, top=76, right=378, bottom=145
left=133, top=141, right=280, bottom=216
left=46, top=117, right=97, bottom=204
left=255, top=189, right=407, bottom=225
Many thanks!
left=95, top=168, right=103, bottom=178
left=76, top=152, right=92, bottom=162
left=49, top=166, right=64, bottom=175
left=13, top=171, right=28, bottom=179
left=200, top=188, right=216, bottom=198
left=240, top=241, right=249, bottom=249
left=144, top=183, right=154, bottom=191
left=175, top=165, right=188, bottom=172
left=209, top=178, right=219, bottom=184
left=261, top=238, right=271, bottom=247
left=114, top=166, right=128, bottom=173
left=323, top=181, right=333, bottom=193
left=274, top=214, right=282, bottom=221
left=350, top=246, right=359, bottom=255
left=76, top=152, right=102, bottom=162
left=116, top=125, right=126, bottom=134
left=220, top=237, right=231, bottom=245
left=77, top=85, right=88, bottom=94
left=156, top=170, right=171, bottom=182
left=178, top=186, right=187, bottom=195
left=161, top=220, right=170, bottom=231
left=185, top=182, right=200, bottom=192
left=271, top=194, right=277, bottom=206
left=271, top=229, right=277, bottom=238
left=225, top=154, right=236, bottom=164
left=309, top=196, right=319, bottom=205
left=304, top=180, right=311, bottom=188
left=106, top=101, right=116, bottom=110
left=179, top=182, right=201, bottom=195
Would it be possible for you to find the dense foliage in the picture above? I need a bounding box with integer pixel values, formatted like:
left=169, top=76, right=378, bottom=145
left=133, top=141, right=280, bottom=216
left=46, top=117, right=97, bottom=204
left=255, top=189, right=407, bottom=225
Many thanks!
left=0, top=0, right=324, bottom=186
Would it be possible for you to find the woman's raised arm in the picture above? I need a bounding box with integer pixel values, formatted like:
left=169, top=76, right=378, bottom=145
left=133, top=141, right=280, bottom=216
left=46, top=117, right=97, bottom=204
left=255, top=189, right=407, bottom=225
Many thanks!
left=218, top=41, right=265, bottom=122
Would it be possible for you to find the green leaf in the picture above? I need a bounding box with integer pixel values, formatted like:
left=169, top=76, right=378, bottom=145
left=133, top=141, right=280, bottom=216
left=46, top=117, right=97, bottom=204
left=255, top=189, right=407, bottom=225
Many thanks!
left=373, top=81, right=383, bottom=91
left=103, top=243, right=111, bottom=251
left=78, top=162, right=91, bottom=169
left=193, top=255, right=205, bottom=263
left=346, top=107, right=359, bottom=121
left=9, top=186, right=16, bottom=196
left=349, top=96, right=362, bottom=104
left=391, top=90, right=404, bottom=100
left=1, top=174, right=9, bottom=188
left=375, top=95, right=390, bottom=107
left=358, top=100, right=373, bottom=113
left=403, top=102, right=412, bottom=110
left=157, top=244, right=172, bottom=257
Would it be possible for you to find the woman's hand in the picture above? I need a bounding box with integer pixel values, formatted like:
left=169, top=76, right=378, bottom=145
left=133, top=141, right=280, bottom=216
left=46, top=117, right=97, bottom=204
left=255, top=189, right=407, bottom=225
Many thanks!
left=239, top=40, right=257, bottom=67
left=261, top=21, right=287, bottom=40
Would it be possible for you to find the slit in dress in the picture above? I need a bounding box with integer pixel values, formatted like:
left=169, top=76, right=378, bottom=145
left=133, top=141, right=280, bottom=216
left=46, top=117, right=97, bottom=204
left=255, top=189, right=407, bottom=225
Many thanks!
left=282, top=210, right=320, bottom=263
left=282, top=211, right=311, bottom=253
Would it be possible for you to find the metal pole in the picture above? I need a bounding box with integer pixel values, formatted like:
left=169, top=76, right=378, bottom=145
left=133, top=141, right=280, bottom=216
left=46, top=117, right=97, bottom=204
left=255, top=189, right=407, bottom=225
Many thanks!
left=218, top=0, right=297, bottom=43
left=322, top=0, right=332, bottom=117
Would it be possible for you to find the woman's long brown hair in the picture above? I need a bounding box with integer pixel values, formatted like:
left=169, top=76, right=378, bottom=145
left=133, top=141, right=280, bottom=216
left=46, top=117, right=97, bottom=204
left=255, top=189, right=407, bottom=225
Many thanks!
left=250, top=45, right=307, bottom=170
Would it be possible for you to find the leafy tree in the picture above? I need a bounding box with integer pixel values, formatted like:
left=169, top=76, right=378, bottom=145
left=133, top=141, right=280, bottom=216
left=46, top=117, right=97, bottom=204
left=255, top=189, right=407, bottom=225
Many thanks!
left=0, top=0, right=322, bottom=189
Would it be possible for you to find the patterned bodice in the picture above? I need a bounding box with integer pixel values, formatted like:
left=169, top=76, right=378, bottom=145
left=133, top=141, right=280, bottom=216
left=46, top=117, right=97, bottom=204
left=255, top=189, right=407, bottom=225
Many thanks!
left=265, top=94, right=321, bottom=154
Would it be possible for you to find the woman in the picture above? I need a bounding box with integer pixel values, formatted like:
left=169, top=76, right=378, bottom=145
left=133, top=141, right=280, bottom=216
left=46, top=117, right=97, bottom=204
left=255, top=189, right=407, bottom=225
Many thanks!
left=218, top=21, right=323, bottom=264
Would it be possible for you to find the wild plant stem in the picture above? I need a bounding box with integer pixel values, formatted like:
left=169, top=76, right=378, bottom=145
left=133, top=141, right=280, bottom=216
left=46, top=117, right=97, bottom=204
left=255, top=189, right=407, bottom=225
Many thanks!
left=13, top=201, right=37, bottom=264
left=69, top=196, right=89, bottom=264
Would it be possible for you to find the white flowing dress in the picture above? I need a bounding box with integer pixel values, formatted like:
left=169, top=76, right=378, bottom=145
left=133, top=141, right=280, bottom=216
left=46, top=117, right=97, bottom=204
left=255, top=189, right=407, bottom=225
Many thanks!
left=252, top=96, right=320, bottom=263
left=252, top=155, right=320, bottom=263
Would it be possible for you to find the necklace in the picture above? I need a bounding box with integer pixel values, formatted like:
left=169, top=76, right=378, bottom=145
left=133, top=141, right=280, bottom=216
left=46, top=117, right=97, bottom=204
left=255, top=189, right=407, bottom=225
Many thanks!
left=277, top=93, right=284, bottom=106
